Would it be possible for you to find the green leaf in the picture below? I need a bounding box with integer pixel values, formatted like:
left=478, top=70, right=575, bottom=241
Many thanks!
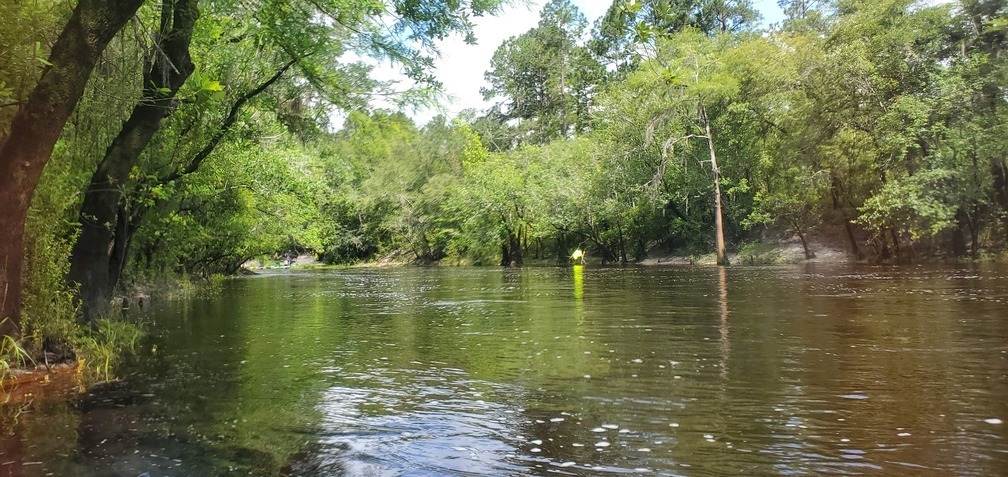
left=202, top=80, right=224, bottom=92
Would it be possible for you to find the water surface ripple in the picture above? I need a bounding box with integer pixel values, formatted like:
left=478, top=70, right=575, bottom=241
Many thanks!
left=2, top=264, right=1006, bottom=476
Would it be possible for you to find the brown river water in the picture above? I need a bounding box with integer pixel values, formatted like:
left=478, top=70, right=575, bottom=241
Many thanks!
left=1, top=264, right=1006, bottom=476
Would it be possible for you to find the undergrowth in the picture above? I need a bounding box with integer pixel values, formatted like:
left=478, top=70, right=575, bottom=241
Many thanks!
left=0, top=326, right=34, bottom=388
left=73, top=319, right=144, bottom=382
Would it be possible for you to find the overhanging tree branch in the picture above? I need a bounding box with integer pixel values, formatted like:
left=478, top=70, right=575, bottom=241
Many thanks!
left=166, top=56, right=300, bottom=182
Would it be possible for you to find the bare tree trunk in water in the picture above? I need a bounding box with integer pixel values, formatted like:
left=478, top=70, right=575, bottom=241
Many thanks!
left=702, top=104, right=728, bottom=266
left=877, top=235, right=891, bottom=261
left=0, top=0, right=144, bottom=336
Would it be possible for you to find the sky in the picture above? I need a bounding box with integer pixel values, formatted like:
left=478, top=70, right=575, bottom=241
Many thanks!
left=367, top=0, right=785, bottom=126
left=410, top=0, right=612, bottom=123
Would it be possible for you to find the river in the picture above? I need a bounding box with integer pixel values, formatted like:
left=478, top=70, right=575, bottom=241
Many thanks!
left=2, top=264, right=1007, bottom=475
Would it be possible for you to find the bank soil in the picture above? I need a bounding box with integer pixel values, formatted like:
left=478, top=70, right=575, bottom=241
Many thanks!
left=2, top=362, right=83, bottom=405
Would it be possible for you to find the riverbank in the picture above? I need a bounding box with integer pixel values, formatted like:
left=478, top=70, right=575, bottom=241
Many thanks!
left=1, top=361, right=82, bottom=405
left=237, top=233, right=1007, bottom=272
left=642, top=236, right=852, bottom=266
left=1, top=315, right=144, bottom=409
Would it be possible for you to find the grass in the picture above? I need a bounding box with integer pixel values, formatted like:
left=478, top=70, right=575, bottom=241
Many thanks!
left=0, top=323, right=35, bottom=389
left=169, top=273, right=227, bottom=299
left=73, top=319, right=143, bottom=382
left=1, top=315, right=144, bottom=389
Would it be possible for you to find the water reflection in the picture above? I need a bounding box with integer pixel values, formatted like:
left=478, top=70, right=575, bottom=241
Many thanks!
left=2, top=265, right=1007, bottom=475
left=719, top=266, right=729, bottom=380
left=573, top=265, right=584, bottom=325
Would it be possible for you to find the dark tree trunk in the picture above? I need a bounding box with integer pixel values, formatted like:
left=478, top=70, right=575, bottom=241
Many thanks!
left=878, top=235, right=891, bottom=261
left=889, top=228, right=902, bottom=262
left=952, top=208, right=969, bottom=257
left=0, top=0, right=144, bottom=336
left=842, top=218, right=861, bottom=260
left=796, top=228, right=815, bottom=260
left=970, top=203, right=981, bottom=260
left=500, top=226, right=522, bottom=267
left=507, top=233, right=522, bottom=266
left=991, top=158, right=1008, bottom=245
left=555, top=230, right=565, bottom=265
left=70, top=0, right=199, bottom=321
left=617, top=224, right=628, bottom=264
left=831, top=176, right=861, bottom=260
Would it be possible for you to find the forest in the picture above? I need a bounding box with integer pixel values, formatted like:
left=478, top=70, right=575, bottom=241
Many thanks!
left=0, top=0, right=1005, bottom=367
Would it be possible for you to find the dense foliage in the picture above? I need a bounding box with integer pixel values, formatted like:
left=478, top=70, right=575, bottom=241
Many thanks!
left=0, top=0, right=506, bottom=353
left=307, top=0, right=1007, bottom=266
left=1, top=0, right=1006, bottom=353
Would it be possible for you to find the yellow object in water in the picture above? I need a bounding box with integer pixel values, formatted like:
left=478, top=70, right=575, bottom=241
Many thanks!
left=571, top=248, right=584, bottom=263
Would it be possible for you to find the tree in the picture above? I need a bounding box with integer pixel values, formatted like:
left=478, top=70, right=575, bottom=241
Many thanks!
left=448, top=135, right=534, bottom=266
left=599, top=31, right=745, bottom=264
left=801, top=0, right=969, bottom=259
left=69, top=0, right=199, bottom=320
left=747, top=166, right=827, bottom=259
left=593, top=0, right=759, bottom=54
left=482, top=0, right=602, bottom=144
left=63, top=0, right=507, bottom=320
left=0, top=0, right=144, bottom=336
left=778, top=0, right=827, bottom=27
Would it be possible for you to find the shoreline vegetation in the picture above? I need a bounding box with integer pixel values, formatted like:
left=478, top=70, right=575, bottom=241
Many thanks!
left=0, top=276, right=219, bottom=405
left=250, top=228, right=1008, bottom=272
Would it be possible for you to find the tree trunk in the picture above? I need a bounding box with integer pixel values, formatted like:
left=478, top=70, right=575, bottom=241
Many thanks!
left=0, top=0, right=144, bottom=336
left=109, top=206, right=143, bottom=288
left=991, top=158, right=1008, bottom=245
left=617, top=223, right=628, bottom=264
left=796, top=228, right=815, bottom=260
left=508, top=232, right=522, bottom=266
left=70, top=0, right=199, bottom=321
left=555, top=230, right=566, bottom=265
left=500, top=234, right=521, bottom=267
left=702, top=104, right=728, bottom=266
left=842, top=218, right=861, bottom=260
left=877, top=235, right=891, bottom=261
left=970, top=203, right=981, bottom=260
left=831, top=176, right=862, bottom=260
left=952, top=208, right=969, bottom=257
left=889, top=228, right=902, bottom=262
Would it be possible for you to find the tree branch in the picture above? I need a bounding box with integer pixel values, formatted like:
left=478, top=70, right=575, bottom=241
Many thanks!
left=165, top=57, right=300, bottom=183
